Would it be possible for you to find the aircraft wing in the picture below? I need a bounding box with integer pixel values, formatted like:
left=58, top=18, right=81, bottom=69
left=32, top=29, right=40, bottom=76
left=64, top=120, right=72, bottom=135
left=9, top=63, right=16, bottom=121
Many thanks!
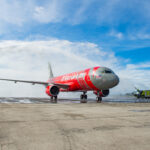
left=0, top=78, right=48, bottom=85
left=0, top=78, right=70, bottom=88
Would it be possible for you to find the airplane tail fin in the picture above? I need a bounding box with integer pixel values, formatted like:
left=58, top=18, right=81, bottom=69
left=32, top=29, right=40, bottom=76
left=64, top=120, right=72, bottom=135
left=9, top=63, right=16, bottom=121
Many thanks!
left=48, top=63, right=54, bottom=79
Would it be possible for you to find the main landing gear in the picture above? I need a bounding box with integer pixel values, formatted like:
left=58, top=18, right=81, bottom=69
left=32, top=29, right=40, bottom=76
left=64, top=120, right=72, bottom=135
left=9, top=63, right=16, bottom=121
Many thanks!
left=80, top=91, right=102, bottom=103
left=96, top=91, right=102, bottom=103
left=93, top=91, right=103, bottom=103
left=80, top=92, right=87, bottom=103
left=50, top=96, right=58, bottom=103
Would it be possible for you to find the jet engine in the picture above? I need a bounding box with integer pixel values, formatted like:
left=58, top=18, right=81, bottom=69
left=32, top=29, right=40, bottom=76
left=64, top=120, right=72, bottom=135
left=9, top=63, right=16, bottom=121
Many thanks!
left=46, top=85, right=59, bottom=96
left=94, top=90, right=109, bottom=97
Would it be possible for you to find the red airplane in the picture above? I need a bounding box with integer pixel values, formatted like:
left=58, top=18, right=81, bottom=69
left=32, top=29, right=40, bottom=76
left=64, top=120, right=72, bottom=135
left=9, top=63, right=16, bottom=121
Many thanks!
left=0, top=64, right=119, bottom=103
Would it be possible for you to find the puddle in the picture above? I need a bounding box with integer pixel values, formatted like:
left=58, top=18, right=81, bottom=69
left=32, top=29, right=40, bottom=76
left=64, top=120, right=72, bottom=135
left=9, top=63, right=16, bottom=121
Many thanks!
left=129, top=109, right=150, bottom=112
left=0, top=96, right=150, bottom=104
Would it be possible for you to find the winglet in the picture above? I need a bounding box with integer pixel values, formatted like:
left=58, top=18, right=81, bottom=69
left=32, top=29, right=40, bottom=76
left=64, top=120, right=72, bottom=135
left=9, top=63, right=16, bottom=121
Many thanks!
left=48, top=63, right=54, bottom=79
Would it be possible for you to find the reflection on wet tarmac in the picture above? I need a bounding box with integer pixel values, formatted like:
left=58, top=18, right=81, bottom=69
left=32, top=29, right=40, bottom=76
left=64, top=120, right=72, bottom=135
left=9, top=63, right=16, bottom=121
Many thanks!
left=129, top=109, right=150, bottom=112
left=0, top=96, right=150, bottom=104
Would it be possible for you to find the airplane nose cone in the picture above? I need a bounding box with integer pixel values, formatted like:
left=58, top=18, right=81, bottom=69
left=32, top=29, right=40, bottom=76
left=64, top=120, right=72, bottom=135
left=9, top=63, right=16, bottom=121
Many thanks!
left=114, top=75, right=119, bottom=86
left=100, top=74, right=119, bottom=89
left=106, top=74, right=119, bottom=88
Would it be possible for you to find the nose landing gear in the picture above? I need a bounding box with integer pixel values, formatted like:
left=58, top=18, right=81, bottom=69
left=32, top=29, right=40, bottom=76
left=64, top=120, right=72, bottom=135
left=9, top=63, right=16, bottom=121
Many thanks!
left=96, top=91, right=102, bottom=103
left=80, top=92, right=87, bottom=103
left=96, top=96, right=102, bottom=103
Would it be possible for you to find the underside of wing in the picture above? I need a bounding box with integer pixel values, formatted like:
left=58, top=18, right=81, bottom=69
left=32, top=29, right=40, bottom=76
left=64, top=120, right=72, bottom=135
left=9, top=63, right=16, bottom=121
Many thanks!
left=52, top=83, right=69, bottom=89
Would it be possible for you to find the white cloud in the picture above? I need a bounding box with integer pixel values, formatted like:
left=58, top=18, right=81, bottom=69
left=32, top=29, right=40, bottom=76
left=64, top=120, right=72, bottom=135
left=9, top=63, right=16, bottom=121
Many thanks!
left=0, top=0, right=149, bottom=26
left=0, top=39, right=150, bottom=98
left=0, top=0, right=34, bottom=26
left=0, top=39, right=116, bottom=97
left=126, top=63, right=150, bottom=69
left=112, top=62, right=150, bottom=94
left=128, top=32, right=150, bottom=40
left=33, top=0, right=65, bottom=23
left=109, top=30, right=124, bottom=39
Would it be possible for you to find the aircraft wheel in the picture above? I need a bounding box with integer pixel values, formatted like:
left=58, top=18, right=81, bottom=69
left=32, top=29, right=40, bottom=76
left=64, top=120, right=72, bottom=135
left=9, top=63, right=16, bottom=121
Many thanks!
left=50, top=96, right=57, bottom=103
left=80, top=94, right=87, bottom=99
left=50, top=96, right=54, bottom=102
left=80, top=94, right=87, bottom=103
left=80, top=99, right=87, bottom=103
left=54, top=96, right=57, bottom=103
left=80, top=94, right=86, bottom=99
left=84, top=95, right=87, bottom=99
left=96, top=97, right=102, bottom=103
left=80, top=95, right=84, bottom=99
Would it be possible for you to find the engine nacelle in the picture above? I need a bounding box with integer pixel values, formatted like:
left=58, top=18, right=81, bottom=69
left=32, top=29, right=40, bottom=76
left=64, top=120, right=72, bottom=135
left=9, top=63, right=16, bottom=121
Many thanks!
left=94, top=90, right=109, bottom=97
left=46, top=85, right=59, bottom=96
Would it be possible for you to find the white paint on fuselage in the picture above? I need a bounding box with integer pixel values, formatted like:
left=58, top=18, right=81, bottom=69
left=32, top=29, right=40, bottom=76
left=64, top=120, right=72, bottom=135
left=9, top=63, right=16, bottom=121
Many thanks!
left=90, top=67, right=119, bottom=90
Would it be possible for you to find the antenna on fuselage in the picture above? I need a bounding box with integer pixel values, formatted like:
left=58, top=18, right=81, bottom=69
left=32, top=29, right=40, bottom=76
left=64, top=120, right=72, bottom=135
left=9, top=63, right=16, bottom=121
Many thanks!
left=48, top=62, right=54, bottom=79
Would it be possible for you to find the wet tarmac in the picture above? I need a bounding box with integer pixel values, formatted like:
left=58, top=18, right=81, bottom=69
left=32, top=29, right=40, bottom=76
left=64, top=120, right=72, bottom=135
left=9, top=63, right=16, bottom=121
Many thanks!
left=0, top=96, right=150, bottom=104
left=0, top=97, right=150, bottom=150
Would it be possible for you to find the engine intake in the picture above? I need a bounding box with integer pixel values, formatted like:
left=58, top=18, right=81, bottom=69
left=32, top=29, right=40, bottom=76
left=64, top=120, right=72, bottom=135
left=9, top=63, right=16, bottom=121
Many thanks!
left=46, top=85, right=59, bottom=96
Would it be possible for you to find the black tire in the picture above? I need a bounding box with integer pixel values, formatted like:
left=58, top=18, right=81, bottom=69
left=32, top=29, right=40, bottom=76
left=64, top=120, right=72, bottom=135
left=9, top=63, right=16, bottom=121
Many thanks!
left=80, top=94, right=87, bottom=103
left=50, top=96, right=58, bottom=103
left=80, top=95, right=83, bottom=99
left=97, top=97, right=102, bottom=103
left=84, top=95, right=87, bottom=99
left=80, top=99, right=87, bottom=103
left=50, top=96, right=53, bottom=103
left=52, top=96, right=57, bottom=103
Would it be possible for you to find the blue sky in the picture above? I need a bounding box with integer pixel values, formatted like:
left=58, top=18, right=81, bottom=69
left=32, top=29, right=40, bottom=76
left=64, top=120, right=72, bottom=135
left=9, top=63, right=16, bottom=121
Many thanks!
left=0, top=0, right=150, bottom=65
left=0, top=0, right=150, bottom=96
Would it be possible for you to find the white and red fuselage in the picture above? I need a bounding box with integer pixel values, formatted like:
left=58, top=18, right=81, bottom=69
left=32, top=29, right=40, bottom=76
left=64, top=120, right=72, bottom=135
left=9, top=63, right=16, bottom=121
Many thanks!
left=0, top=66, right=119, bottom=102
left=46, top=66, right=119, bottom=97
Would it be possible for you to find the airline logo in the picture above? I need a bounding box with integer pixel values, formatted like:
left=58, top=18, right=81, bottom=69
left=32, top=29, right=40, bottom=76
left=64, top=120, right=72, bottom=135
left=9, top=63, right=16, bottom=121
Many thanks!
left=61, top=72, right=86, bottom=81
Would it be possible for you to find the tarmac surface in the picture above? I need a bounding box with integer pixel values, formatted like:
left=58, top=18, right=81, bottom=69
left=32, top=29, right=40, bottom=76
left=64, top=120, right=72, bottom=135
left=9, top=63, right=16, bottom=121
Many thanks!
left=0, top=97, right=150, bottom=150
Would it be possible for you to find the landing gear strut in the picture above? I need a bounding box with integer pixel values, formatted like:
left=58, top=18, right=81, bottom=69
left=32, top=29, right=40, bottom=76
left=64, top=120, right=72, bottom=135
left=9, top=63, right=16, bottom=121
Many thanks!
left=80, top=92, right=87, bottom=103
left=50, top=96, right=57, bottom=103
left=95, top=91, right=102, bottom=103
left=96, top=96, right=102, bottom=103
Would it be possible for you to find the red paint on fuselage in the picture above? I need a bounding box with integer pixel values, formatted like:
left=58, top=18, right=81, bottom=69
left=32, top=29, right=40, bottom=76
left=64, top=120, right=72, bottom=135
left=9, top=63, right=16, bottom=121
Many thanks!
left=46, top=85, right=51, bottom=96
left=47, top=67, right=100, bottom=92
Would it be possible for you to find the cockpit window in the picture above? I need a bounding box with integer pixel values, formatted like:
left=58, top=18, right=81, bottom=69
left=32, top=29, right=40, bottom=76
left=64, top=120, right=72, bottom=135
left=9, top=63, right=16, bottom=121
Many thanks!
left=105, top=70, right=112, bottom=73
left=97, top=68, right=114, bottom=74
left=101, top=70, right=112, bottom=73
